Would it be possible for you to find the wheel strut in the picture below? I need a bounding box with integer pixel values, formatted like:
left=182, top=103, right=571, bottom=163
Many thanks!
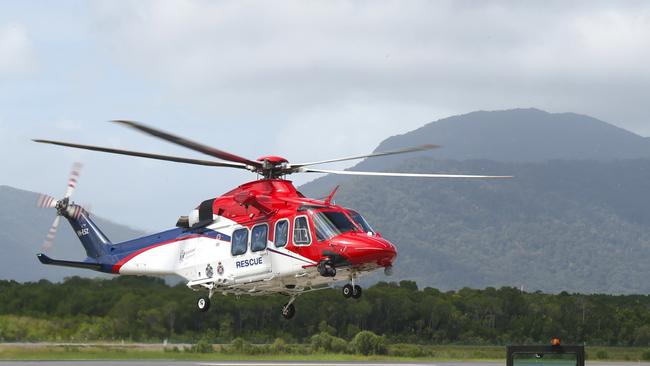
left=282, top=296, right=297, bottom=319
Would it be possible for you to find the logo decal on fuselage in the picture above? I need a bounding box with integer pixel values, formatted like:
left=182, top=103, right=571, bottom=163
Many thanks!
left=236, top=257, right=263, bottom=269
left=206, top=264, right=214, bottom=278
left=217, top=262, right=224, bottom=275
left=179, top=248, right=195, bottom=262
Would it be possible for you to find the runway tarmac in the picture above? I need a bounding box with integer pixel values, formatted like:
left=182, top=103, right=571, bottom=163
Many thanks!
left=1, top=362, right=649, bottom=366
left=0, top=361, right=500, bottom=366
left=0, top=362, right=495, bottom=366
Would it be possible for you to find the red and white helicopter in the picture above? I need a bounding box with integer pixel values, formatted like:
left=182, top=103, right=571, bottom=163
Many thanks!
left=34, top=121, right=509, bottom=319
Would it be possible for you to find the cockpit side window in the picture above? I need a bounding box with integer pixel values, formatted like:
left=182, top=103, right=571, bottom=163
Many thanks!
left=312, top=211, right=357, bottom=241
left=251, top=224, right=268, bottom=252
left=231, top=228, right=249, bottom=256
left=274, top=219, right=289, bottom=248
left=348, top=210, right=375, bottom=234
left=293, top=216, right=311, bottom=245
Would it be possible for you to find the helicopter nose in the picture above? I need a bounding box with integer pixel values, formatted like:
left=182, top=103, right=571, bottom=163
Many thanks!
left=333, top=233, right=396, bottom=267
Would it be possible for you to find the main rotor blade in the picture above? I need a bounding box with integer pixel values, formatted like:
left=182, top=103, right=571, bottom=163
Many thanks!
left=112, top=120, right=262, bottom=168
left=33, top=139, right=249, bottom=169
left=292, top=144, right=440, bottom=168
left=303, top=168, right=513, bottom=179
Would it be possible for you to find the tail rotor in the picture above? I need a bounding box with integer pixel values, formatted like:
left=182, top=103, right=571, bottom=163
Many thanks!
left=36, top=162, right=84, bottom=251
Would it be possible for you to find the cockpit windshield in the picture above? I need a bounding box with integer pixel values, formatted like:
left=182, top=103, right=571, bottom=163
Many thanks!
left=348, top=210, right=375, bottom=234
left=311, top=211, right=356, bottom=241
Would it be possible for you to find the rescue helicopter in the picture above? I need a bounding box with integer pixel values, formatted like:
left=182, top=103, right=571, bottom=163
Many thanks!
left=33, top=121, right=510, bottom=319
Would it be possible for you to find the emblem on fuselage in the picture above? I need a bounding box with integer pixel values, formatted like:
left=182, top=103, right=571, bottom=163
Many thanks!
left=206, top=264, right=214, bottom=278
left=217, top=262, right=224, bottom=275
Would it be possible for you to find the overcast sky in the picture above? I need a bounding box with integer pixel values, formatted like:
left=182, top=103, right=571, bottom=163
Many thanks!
left=1, top=0, right=649, bottom=231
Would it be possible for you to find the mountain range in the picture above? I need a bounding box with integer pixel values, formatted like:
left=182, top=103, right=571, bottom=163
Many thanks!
left=300, top=108, right=650, bottom=294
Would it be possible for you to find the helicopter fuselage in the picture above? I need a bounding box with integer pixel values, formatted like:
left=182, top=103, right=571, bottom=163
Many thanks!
left=116, top=179, right=397, bottom=292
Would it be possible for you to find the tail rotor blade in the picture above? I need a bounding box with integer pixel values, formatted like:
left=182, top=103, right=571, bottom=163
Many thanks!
left=71, top=205, right=85, bottom=219
left=64, top=162, right=82, bottom=198
left=42, top=215, right=61, bottom=251
left=37, top=194, right=58, bottom=208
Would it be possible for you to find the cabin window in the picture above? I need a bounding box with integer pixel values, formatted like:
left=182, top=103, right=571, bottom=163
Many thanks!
left=274, top=219, right=289, bottom=247
left=251, top=224, right=268, bottom=252
left=293, top=216, right=311, bottom=245
left=231, top=228, right=248, bottom=256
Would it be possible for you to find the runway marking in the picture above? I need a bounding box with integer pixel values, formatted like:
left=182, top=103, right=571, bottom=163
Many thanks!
left=198, top=363, right=436, bottom=366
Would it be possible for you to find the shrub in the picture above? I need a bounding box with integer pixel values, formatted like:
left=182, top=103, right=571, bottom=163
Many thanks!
left=595, top=350, right=608, bottom=360
left=310, top=332, right=349, bottom=353
left=190, top=338, right=213, bottom=353
left=388, top=343, right=425, bottom=358
left=636, top=326, right=650, bottom=346
left=641, top=350, right=650, bottom=361
left=271, top=338, right=286, bottom=354
left=350, top=331, right=387, bottom=355
left=224, top=337, right=251, bottom=354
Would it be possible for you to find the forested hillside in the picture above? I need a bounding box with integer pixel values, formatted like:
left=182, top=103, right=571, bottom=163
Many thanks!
left=308, top=159, right=650, bottom=293
left=2, top=277, right=650, bottom=346
left=301, top=109, right=650, bottom=294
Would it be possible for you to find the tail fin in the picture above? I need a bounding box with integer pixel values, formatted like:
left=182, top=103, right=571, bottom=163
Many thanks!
left=65, top=205, right=111, bottom=258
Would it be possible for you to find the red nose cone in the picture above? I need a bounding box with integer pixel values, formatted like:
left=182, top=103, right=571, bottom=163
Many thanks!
left=331, top=232, right=397, bottom=268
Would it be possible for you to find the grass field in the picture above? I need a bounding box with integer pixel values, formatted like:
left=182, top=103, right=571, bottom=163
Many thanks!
left=0, top=343, right=648, bottom=362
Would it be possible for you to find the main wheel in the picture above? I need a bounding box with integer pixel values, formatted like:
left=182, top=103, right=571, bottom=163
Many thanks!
left=197, top=296, right=211, bottom=312
left=281, top=303, right=296, bottom=319
left=352, top=285, right=362, bottom=299
left=328, top=266, right=337, bottom=277
left=342, top=284, right=353, bottom=298
left=318, top=260, right=336, bottom=277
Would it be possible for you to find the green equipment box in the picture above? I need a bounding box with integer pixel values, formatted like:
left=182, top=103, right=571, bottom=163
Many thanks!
left=507, top=340, right=585, bottom=366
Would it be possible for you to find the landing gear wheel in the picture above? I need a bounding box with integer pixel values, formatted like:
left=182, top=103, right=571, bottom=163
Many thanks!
left=318, top=260, right=337, bottom=277
left=281, top=303, right=296, bottom=319
left=352, top=285, right=362, bottom=299
left=197, top=296, right=211, bottom=312
left=342, top=284, right=353, bottom=298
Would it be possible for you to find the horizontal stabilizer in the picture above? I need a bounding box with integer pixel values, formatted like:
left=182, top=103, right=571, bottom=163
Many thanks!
left=36, top=253, right=102, bottom=271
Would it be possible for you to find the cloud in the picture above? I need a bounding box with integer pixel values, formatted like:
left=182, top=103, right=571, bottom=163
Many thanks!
left=87, top=1, right=650, bottom=134
left=0, top=22, right=36, bottom=77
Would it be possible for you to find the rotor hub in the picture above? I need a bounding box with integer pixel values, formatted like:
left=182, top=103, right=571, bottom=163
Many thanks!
left=55, top=197, right=69, bottom=216
left=256, top=156, right=291, bottom=179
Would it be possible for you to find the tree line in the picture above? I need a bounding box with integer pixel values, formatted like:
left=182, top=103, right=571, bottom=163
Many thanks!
left=1, top=276, right=650, bottom=346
